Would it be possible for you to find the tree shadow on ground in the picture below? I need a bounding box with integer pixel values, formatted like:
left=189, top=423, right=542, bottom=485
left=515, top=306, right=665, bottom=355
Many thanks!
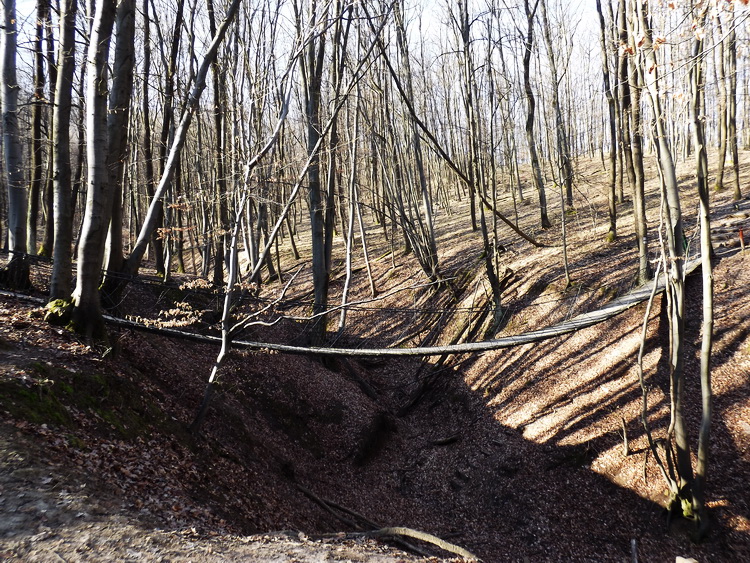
left=421, top=252, right=750, bottom=560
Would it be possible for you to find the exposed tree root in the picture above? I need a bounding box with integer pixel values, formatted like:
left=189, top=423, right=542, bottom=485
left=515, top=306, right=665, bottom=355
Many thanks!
left=366, top=527, right=478, bottom=560
left=296, top=483, right=477, bottom=559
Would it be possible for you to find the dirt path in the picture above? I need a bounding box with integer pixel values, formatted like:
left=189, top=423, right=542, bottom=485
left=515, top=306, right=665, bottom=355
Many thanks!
left=0, top=427, right=433, bottom=562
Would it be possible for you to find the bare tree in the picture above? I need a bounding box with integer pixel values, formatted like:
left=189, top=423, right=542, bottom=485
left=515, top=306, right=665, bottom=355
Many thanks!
left=539, top=0, right=573, bottom=207
left=103, top=0, right=136, bottom=295
left=70, top=0, right=118, bottom=338
left=0, top=0, right=31, bottom=289
left=48, top=0, right=78, bottom=302
left=714, top=12, right=728, bottom=191
left=454, top=0, right=507, bottom=331
left=595, top=0, right=616, bottom=240
left=28, top=0, right=49, bottom=256
left=297, top=0, right=329, bottom=346
left=40, top=3, right=57, bottom=258
left=688, top=2, right=713, bottom=539
left=120, top=0, right=243, bottom=280
left=726, top=6, right=741, bottom=201
left=634, top=0, right=696, bottom=532
left=207, top=0, right=229, bottom=286
left=522, top=0, right=551, bottom=229
left=391, top=0, right=440, bottom=279
left=627, top=5, right=651, bottom=285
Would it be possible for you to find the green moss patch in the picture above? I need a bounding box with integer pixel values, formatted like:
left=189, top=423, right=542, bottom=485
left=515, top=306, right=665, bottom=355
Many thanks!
left=1, top=362, right=173, bottom=441
left=0, top=379, right=72, bottom=426
left=44, top=299, right=74, bottom=328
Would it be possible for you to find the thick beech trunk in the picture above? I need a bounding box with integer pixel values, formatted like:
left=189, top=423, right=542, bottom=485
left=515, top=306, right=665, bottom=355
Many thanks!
left=48, top=0, right=78, bottom=301
left=71, top=0, right=118, bottom=338
left=1, top=0, right=31, bottom=289
left=104, top=0, right=136, bottom=291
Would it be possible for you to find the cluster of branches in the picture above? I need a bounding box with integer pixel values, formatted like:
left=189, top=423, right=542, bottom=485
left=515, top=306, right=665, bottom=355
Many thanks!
left=0, top=0, right=746, bottom=327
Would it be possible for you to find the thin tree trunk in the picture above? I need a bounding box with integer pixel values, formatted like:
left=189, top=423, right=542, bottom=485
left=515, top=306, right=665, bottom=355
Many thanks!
left=190, top=193, right=246, bottom=434
left=689, top=4, right=712, bottom=538
left=539, top=0, right=573, bottom=207
left=337, top=88, right=360, bottom=335
left=617, top=0, right=636, bottom=204
left=636, top=0, right=692, bottom=509
left=726, top=8, right=741, bottom=201
left=630, top=54, right=651, bottom=283
left=522, top=0, right=551, bottom=229
left=715, top=15, right=728, bottom=191
left=596, top=0, right=616, bottom=240
left=28, top=0, right=48, bottom=257
left=627, top=4, right=651, bottom=284
left=140, top=0, right=156, bottom=266
left=40, top=6, right=57, bottom=258
left=153, top=0, right=186, bottom=276
left=208, top=0, right=228, bottom=286
left=299, top=0, right=329, bottom=346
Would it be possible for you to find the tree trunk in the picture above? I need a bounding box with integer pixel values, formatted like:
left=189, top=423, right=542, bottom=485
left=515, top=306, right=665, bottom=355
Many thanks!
left=689, top=4, right=712, bottom=538
left=595, top=0, right=616, bottom=240
left=48, top=0, right=78, bottom=301
left=715, top=15, right=727, bottom=191
left=628, top=4, right=650, bottom=284
left=337, top=81, right=361, bottom=335
left=207, top=0, right=228, bottom=287
left=539, top=0, right=573, bottom=207
left=522, top=0, right=551, bottom=230
left=299, top=0, right=329, bottom=346
left=636, top=0, right=692, bottom=513
left=726, top=8, right=741, bottom=201
left=152, top=0, right=186, bottom=276
left=40, top=5, right=57, bottom=258
left=71, top=0, right=118, bottom=338
left=103, top=0, right=136, bottom=305
left=139, top=0, right=156, bottom=261
left=617, top=0, right=636, bottom=205
left=0, top=0, right=31, bottom=289
left=28, top=0, right=48, bottom=257
left=618, top=0, right=651, bottom=284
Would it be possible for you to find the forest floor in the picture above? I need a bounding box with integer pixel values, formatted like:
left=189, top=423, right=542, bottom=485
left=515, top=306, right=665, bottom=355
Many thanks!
left=1, top=151, right=750, bottom=562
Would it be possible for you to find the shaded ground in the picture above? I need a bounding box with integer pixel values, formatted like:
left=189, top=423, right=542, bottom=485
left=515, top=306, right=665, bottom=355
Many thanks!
left=1, top=152, right=749, bottom=561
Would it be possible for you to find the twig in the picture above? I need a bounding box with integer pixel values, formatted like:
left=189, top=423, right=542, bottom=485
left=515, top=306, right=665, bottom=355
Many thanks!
left=229, top=266, right=302, bottom=336
left=281, top=277, right=456, bottom=322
